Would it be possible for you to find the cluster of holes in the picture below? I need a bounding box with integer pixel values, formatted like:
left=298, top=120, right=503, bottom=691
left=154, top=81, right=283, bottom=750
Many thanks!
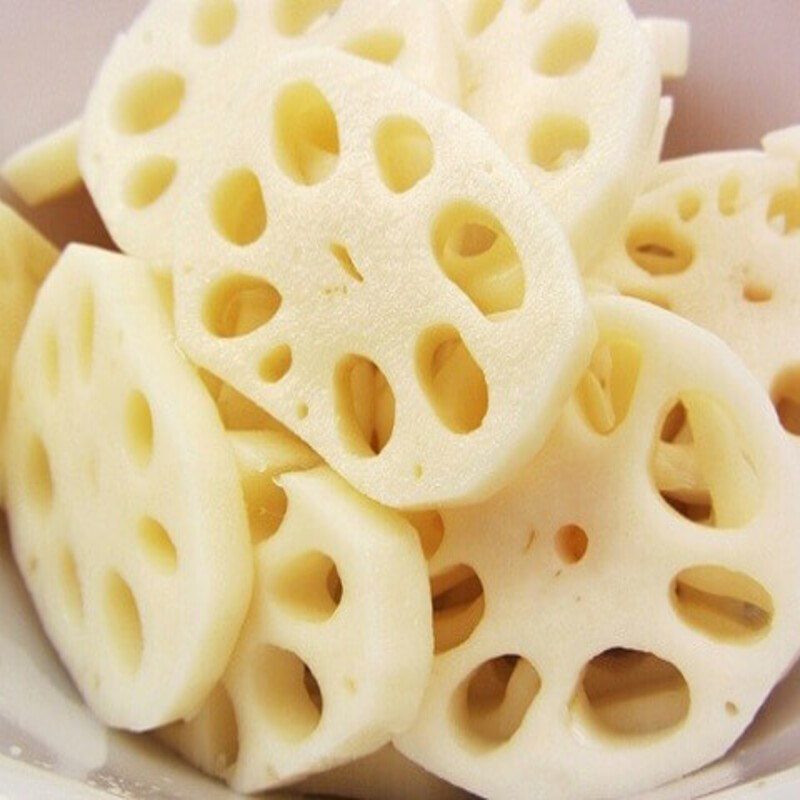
left=571, top=649, right=690, bottom=740
left=467, top=0, right=504, bottom=37
left=105, top=571, right=144, bottom=675
left=404, top=510, right=445, bottom=560
left=767, top=185, right=800, bottom=235
left=114, top=69, right=185, bottom=135
left=343, top=29, right=405, bottom=65
left=273, top=0, right=342, bottom=37
left=432, top=201, right=525, bottom=317
left=374, top=116, right=434, bottom=194
left=431, top=564, right=485, bottom=654
left=192, top=0, right=238, bottom=46
left=452, top=655, right=541, bottom=751
left=138, top=517, right=178, bottom=574
left=211, top=169, right=267, bottom=246
left=204, top=275, right=282, bottom=338
left=653, top=396, right=760, bottom=529
left=272, top=551, right=343, bottom=622
left=274, top=82, right=340, bottom=186
left=125, top=390, right=155, bottom=468
left=335, top=355, right=396, bottom=458
left=254, top=645, right=323, bottom=741
left=626, top=217, right=694, bottom=275
left=535, top=22, right=598, bottom=77
left=555, top=524, right=588, bottom=564
left=529, top=115, right=590, bottom=173
left=577, top=337, right=642, bottom=435
left=772, top=367, right=800, bottom=436
left=416, top=326, right=488, bottom=435
left=124, top=156, right=177, bottom=210
left=671, top=565, right=773, bottom=643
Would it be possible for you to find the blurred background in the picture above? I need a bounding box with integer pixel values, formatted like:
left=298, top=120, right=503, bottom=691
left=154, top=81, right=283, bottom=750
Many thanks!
left=1, top=0, right=798, bottom=158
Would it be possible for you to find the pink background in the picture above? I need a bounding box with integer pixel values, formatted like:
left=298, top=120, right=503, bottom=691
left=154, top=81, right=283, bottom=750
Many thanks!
left=1, top=0, right=799, bottom=160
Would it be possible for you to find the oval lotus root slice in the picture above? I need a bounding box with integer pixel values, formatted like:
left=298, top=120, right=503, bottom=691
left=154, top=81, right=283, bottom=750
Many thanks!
left=442, top=0, right=662, bottom=266
left=396, top=295, right=800, bottom=800
left=0, top=203, right=59, bottom=504
left=4, top=244, right=252, bottom=731
left=591, top=130, right=800, bottom=446
left=173, top=49, right=594, bottom=509
left=160, top=458, right=433, bottom=793
left=80, top=0, right=459, bottom=264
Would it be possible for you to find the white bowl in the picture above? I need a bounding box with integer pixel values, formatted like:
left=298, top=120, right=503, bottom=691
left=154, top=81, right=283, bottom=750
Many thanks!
left=1, top=2, right=799, bottom=798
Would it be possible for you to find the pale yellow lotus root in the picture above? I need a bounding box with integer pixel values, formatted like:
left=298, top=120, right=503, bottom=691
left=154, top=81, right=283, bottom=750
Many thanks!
left=396, top=295, right=800, bottom=800
left=0, top=203, right=59, bottom=502
left=79, top=0, right=459, bottom=263
left=4, top=245, right=252, bottom=731
left=442, top=0, right=661, bottom=266
left=297, top=746, right=469, bottom=800
left=172, top=49, right=594, bottom=509
left=160, top=453, right=433, bottom=793
left=1, top=120, right=82, bottom=206
left=591, top=130, right=800, bottom=443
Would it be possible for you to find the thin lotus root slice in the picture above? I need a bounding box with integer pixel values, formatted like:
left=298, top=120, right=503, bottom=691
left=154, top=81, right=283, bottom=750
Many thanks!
left=159, top=453, right=433, bottom=793
left=173, top=49, right=594, bottom=509
left=297, top=746, right=470, bottom=800
left=591, top=130, right=800, bottom=444
left=396, top=295, right=800, bottom=800
left=79, top=0, right=459, bottom=265
left=442, top=0, right=662, bottom=266
left=0, top=203, right=59, bottom=503
left=4, top=244, right=252, bottom=731
left=639, top=18, right=691, bottom=80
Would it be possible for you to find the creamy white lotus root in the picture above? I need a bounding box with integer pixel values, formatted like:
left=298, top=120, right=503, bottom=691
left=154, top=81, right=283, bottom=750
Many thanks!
left=80, top=0, right=459, bottom=264
left=592, top=129, right=800, bottom=445
left=160, top=444, right=433, bottom=793
left=0, top=203, right=58, bottom=503
left=396, top=295, right=800, bottom=800
left=442, top=0, right=661, bottom=265
left=2, top=120, right=83, bottom=206
left=172, top=49, right=593, bottom=509
left=639, top=18, right=691, bottom=79
left=298, top=746, right=469, bottom=800
left=4, top=245, right=252, bottom=731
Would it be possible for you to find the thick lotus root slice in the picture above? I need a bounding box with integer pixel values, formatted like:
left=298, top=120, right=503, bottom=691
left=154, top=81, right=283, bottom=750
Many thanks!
left=80, top=0, right=459, bottom=264
left=160, top=455, right=433, bottom=793
left=172, top=49, right=593, bottom=509
left=396, top=295, right=800, bottom=800
left=592, top=128, right=800, bottom=446
left=4, top=244, right=252, bottom=731
left=0, top=203, right=59, bottom=503
left=442, top=0, right=662, bottom=266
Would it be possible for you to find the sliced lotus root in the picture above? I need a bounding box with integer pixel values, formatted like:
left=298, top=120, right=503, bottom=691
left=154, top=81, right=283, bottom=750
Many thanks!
left=172, top=49, right=594, bottom=509
left=2, top=119, right=82, bottom=206
left=591, top=130, right=800, bottom=445
left=441, top=0, right=662, bottom=266
left=639, top=17, right=691, bottom=80
left=4, top=244, right=252, bottom=731
left=297, top=746, right=469, bottom=800
left=396, top=295, right=800, bottom=800
left=160, top=461, right=433, bottom=793
left=80, top=0, right=459, bottom=264
left=0, top=203, right=59, bottom=503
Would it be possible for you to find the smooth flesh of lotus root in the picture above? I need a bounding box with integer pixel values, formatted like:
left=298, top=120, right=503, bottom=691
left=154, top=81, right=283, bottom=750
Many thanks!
left=442, top=0, right=662, bottom=267
left=79, top=0, right=459, bottom=265
left=591, top=130, right=800, bottom=445
left=396, top=295, right=800, bottom=800
left=4, top=244, right=252, bottom=731
left=0, top=203, right=59, bottom=504
left=173, top=49, right=594, bottom=509
left=160, top=455, right=433, bottom=793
